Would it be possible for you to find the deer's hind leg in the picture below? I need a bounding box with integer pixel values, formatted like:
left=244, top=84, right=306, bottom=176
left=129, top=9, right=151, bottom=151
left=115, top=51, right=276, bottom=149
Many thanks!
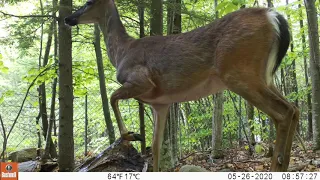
left=268, top=84, right=300, bottom=170
left=223, top=76, right=299, bottom=171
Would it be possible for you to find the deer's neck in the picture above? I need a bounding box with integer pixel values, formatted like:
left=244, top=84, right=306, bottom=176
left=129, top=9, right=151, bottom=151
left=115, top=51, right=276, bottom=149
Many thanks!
left=98, top=2, right=131, bottom=67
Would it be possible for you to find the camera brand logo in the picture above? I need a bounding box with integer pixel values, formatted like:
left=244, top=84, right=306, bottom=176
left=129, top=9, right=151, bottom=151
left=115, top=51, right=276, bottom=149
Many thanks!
left=0, top=162, right=18, bottom=180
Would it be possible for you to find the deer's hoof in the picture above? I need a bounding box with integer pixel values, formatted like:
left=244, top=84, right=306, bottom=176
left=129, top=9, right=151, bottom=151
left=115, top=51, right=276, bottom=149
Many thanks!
left=277, top=154, right=283, bottom=165
left=121, top=132, right=144, bottom=142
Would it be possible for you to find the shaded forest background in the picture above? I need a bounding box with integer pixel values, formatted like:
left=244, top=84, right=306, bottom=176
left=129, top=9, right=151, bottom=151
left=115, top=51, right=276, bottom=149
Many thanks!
left=0, top=0, right=320, bottom=171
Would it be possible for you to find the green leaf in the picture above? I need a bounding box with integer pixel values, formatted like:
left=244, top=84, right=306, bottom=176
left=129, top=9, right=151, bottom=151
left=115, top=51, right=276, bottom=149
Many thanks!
left=36, top=124, right=41, bottom=130
left=5, top=90, right=14, bottom=97
left=0, top=96, right=4, bottom=104
left=74, top=88, right=87, bottom=96
left=255, top=144, right=265, bottom=154
left=216, top=1, right=229, bottom=12
left=27, top=68, right=38, bottom=75
left=2, top=67, right=9, bottom=73
left=52, top=136, right=58, bottom=142
left=224, top=3, right=238, bottom=14
left=32, top=101, right=39, bottom=107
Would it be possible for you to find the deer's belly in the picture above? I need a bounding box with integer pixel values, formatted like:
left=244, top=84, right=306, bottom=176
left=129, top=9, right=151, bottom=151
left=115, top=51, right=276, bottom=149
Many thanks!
left=141, top=76, right=226, bottom=104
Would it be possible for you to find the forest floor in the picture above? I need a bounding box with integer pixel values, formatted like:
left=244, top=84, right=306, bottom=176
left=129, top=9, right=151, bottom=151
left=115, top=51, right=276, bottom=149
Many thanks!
left=173, top=141, right=320, bottom=172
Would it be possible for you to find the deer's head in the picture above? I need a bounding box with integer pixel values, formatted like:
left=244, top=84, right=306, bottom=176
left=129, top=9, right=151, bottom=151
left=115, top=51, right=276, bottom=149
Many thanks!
left=65, top=0, right=110, bottom=26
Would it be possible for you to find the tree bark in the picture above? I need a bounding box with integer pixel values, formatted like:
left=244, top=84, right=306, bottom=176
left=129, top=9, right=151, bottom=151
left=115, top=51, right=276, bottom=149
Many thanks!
left=286, top=0, right=299, bottom=133
left=167, top=0, right=181, bottom=165
left=211, top=0, right=224, bottom=158
left=43, top=75, right=58, bottom=159
left=212, top=92, right=224, bottom=158
left=138, top=0, right=146, bottom=155
left=93, top=24, right=116, bottom=145
left=84, top=95, right=88, bottom=156
left=238, top=96, right=243, bottom=145
left=299, top=0, right=312, bottom=140
left=304, top=0, right=320, bottom=149
left=58, top=0, right=74, bottom=171
left=53, top=0, right=58, bottom=143
left=246, top=101, right=255, bottom=145
left=267, top=0, right=273, bottom=8
left=168, top=103, right=178, bottom=164
left=37, top=0, right=44, bottom=157
left=150, top=0, right=163, bottom=36
left=42, top=21, right=58, bottom=159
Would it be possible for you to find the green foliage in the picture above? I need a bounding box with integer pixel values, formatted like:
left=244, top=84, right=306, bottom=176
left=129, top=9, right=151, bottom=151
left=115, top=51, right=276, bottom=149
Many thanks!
left=0, top=90, right=14, bottom=105
left=254, top=144, right=265, bottom=154
left=0, top=54, right=9, bottom=74
left=216, top=1, right=238, bottom=15
left=0, top=0, right=25, bottom=4
left=22, top=64, right=57, bottom=87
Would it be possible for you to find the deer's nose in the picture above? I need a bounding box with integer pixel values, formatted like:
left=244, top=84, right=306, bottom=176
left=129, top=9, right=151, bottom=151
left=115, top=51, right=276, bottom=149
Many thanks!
left=64, top=17, right=78, bottom=26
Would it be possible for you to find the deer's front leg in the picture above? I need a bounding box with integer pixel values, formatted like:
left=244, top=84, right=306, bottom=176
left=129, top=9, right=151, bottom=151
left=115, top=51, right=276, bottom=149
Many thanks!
left=111, top=82, right=152, bottom=141
left=151, top=104, right=170, bottom=172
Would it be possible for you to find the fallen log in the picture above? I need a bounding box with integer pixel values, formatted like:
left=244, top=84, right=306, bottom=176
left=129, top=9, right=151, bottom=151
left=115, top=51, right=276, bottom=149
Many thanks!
left=74, top=138, right=148, bottom=172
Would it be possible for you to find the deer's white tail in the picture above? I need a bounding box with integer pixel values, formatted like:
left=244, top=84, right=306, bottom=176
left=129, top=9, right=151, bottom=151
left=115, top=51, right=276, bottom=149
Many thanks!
left=265, top=10, right=290, bottom=85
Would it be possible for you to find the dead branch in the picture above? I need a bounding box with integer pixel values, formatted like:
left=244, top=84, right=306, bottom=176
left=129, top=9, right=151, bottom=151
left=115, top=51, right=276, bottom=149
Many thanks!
left=0, top=10, right=54, bottom=18
left=120, top=15, right=139, bottom=24
left=0, top=114, right=7, bottom=161
left=295, top=133, right=307, bottom=153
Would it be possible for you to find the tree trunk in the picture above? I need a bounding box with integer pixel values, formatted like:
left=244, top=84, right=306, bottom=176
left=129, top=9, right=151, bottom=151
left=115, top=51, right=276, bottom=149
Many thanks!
left=169, top=103, right=179, bottom=164
left=139, top=102, right=146, bottom=154
left=42, top=21, right=58, bottom=159
left=267, top=0, right=273, bottom=8
left=299, top=0, right=312, bottom=140
left=94, top=24, right=116, bottom=145
left=37, top=0, right=44, bottom=157
left=211, top=0, right=224, bottom=158
left=36, top=111, right=41, bottom=157
left=281, top=68, right=287, bottom=95
left=58, top=0, right=74, bottom=171
left=44, top=75, right=58, bottom=159
left=246, top=101, right=255, bottom=145
left=138, top=0, right=146, bottom=155
left=238, top=97, right=243, bottom=145
left=286, top=0, right=299, bottom=133
left=150, top=0, right=163, bottom=36
left=84, top=95, right=88, bottom=156
left=304, top=0, right=320, bottom=150
left=267, top=117, right=275, bottom=157
left=212, top=92, right=224, bottom=158
left=167, top=0, right=181, bottom=165
left=259, top=111, right=266, bottom=141
left=52, top=0, right=58, bottom=146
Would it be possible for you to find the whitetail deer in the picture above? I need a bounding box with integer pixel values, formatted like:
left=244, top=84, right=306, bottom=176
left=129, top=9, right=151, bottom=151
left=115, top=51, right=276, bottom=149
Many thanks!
left=65, top=0, right=298, bottom=172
